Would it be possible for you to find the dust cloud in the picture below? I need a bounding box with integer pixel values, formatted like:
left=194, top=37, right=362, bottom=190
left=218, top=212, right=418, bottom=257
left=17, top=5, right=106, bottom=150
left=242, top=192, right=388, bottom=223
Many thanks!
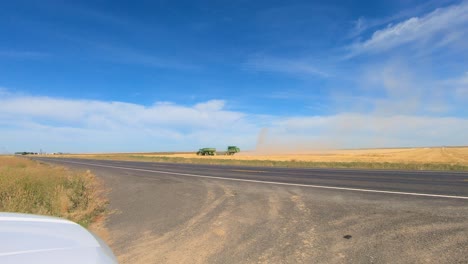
left=252, top=61, right=467, bottom=154
left=255, top=128, right=269, bottom=152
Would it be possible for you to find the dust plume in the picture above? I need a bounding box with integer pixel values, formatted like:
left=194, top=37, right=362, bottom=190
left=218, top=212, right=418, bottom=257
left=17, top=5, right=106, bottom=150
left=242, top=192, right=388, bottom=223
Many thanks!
left=250, top=60, right=467, bottom=153
left=255, top=128, right=269, bottom=152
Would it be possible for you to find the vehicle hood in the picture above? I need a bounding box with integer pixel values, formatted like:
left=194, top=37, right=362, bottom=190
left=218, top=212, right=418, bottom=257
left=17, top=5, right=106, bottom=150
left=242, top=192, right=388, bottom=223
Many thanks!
left=0, top=212, right=117, bottom=264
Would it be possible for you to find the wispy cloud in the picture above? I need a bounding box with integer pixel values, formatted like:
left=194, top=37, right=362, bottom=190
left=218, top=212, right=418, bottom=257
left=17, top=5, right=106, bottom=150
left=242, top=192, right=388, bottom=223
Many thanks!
left=441, top=71, right=468, bottom=100
left=102, top=45, right=199, bottom=70
left=454, top=76, right=468, bottom=99
left=6, top=3, right=195, bottom=71
left=65, top=5, right=199, bottom=71
left=0, top=50, right=49, bottom=59
left=56, top=34, right=199, bottom=70
left=246, top=56, right=329, bottom=78
left=348, top=0, right=449, bottom=38
left=344, top=59, right=468, bottom=116
left=347, top=1, right=468, bottom=57
left=0, top=87, right=9, bottom=96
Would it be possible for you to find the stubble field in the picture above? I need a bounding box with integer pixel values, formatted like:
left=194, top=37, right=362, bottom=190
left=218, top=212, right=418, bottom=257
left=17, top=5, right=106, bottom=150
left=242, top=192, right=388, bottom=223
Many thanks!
left=55, top=147, right=468, bottom=171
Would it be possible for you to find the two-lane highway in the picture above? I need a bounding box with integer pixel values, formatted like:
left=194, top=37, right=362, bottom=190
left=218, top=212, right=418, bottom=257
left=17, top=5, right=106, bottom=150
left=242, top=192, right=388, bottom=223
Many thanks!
left=35, top=157, right=468, bottom=199
left=34, top=157, right=468, bottom=264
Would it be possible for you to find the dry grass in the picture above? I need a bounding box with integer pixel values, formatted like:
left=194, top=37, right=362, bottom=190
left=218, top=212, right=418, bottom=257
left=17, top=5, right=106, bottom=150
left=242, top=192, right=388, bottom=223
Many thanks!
left=56, top=147, right=468, bottom=171
left=0, top=156, right=108, bottom=227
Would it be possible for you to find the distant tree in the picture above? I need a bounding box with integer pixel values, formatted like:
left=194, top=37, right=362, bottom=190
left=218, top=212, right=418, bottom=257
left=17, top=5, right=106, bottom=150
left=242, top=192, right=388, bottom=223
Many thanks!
left=14, top=152, right=36, bottom=155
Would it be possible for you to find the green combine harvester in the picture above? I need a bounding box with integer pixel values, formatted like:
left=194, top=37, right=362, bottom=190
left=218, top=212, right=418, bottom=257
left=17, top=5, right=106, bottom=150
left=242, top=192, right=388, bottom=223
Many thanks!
left=196, top=146, right=240, bottom=156
left=197, top=148, right=216, bottom=156
left=225, top=146, right=240, bottom=155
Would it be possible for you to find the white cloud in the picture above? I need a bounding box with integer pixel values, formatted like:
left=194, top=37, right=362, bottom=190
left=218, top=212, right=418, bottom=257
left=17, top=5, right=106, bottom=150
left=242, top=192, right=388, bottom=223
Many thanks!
left=0, top=96, right=249, bottom=129
left=194, top=100, right=225, bottom=111
left=348, top=1, right=468, bottom=57
left=1, top=93, right=466, bottom=152
left=0, top=95, right=259, bottom=152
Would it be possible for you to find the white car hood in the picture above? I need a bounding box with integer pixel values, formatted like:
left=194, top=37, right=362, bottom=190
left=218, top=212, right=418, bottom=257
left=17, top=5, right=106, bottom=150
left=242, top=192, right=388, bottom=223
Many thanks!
left=0, top=213, right=117, bottom=264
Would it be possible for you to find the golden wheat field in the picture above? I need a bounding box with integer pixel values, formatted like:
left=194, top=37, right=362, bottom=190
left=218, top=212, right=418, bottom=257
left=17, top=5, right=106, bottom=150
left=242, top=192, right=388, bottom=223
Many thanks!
left=70, top=147, right=468, bottom=165
left=209, top=147, right=468, bottom=165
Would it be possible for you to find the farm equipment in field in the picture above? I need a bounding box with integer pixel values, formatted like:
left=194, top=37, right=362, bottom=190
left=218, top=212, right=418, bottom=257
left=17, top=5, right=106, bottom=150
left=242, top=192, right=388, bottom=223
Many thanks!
left=197, top=148, right=216, bottom=156
left=225, top=146, right=240, bottom=155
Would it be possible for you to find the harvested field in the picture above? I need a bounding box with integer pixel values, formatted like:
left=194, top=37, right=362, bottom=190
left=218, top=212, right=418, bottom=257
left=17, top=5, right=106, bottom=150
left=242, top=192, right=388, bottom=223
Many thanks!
left=171, top=147, right=468, bottom=164
left=53, top=147, right=468, bottom=171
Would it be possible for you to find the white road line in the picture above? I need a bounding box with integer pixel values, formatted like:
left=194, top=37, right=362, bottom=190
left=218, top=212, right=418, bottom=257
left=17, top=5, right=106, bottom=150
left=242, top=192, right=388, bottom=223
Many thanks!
left=51, top=159, right=468, bottom=200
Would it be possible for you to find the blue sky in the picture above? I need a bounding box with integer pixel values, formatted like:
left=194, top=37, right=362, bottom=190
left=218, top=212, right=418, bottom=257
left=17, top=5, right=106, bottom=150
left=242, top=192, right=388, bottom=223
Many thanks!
left=1, top=0, right=467, bottom=153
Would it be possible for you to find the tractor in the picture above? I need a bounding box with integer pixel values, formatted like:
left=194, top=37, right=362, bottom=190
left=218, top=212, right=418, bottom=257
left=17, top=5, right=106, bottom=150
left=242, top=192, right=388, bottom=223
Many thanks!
left=225, top=146, right=240, bottom=155
left=197, top=148, right=216, bottom=156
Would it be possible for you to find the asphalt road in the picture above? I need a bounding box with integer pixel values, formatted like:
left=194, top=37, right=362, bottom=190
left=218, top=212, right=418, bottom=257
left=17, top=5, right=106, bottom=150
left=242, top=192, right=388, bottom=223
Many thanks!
left=34, top=157, right=468, bottom=264
left=36, top=157, right=468, bottom=198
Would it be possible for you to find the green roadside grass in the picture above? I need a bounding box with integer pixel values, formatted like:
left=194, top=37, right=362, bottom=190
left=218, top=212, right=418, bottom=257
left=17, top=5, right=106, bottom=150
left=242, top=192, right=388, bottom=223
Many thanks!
left=0, top=156, right=108, bottom=227
left=62, top=154, right=468, bottom=171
